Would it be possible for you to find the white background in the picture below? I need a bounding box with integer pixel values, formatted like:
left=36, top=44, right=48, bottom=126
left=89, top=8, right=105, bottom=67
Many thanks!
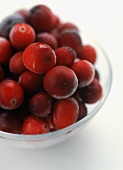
left=0, top=0, right=123, bottom=169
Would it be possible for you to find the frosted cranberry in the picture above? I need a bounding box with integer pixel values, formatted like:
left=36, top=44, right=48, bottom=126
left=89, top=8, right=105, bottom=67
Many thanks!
left=0, top=14, right=25, bottom=38
left=78, top=45, right=97, bottom=64
left=53, top=97, right=79, bottom=130
left=15, top=9, right=29, bottom=20
left=59, top=22, right=78, bottom=32
left=0, top=110, right=21, bottom=134
left=9, top=23, right=36, bottom=50
left=71, top=60, right=95, bottom=88
left=9, top=51, right=27, bottom=75
left=80, top=78, right=103, bottom=104
left=28, top=92, right=53, bottom=118
left=18, top=71, right=43, bottom=95
left=0, top=65, right=4, bottom=81
left=37, top=32, right=58, bottom=50
left=21, top=115, right=50, bottom=134
left=0, top=80, right=24, bottom=110
left=44, top=66, right=78, bottom=99
left=0, top=37, right=13, bottom=64
left=58, top=29, right=82, bottom=56
left=28, top=5, right=54, bottom=32
left=22, top=42, right=56, bottom=74
left=55, top=46, right=76, bottom=67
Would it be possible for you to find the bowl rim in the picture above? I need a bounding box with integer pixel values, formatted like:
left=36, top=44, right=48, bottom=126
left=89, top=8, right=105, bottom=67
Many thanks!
left=0, top=33, right=112, bottom=141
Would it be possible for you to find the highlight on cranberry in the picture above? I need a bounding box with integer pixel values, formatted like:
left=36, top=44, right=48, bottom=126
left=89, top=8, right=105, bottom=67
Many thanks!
left=0, top=4, right=103, bottom=135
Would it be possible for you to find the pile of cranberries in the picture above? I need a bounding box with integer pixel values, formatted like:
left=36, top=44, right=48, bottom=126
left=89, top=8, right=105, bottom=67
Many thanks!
left=0, top=4, right=102, bottom=135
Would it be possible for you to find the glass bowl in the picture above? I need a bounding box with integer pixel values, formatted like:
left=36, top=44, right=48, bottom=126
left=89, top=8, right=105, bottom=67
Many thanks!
left=0, top=32, right=112, bottom=149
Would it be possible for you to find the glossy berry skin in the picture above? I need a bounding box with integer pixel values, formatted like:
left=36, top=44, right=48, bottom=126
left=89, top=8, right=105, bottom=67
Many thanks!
left=0, top=37, right=13, bottom=64
left=55, top=46, right=76, bottom=67
left=43, top=66, right=78, bottom=99
left=28, top=92, right=53, bottom=118
left=78, top=45, right=97, bottom=64
left=0, top=110, right=21, bottom=134
left=9, top=51, right=27, bottom=75
left=58, top=29, right=82, bottom=56
left=71, top=60, right=95, bottom=88
left=28, top=5, right=55, bottom=32
left=21, top=115, right=50, bottom=134
left=53, top=97, right=79, bottom=130
left=18, top=71, right=43, bottom=95
left=0, top=80, right=24, bottom=110
left=37, top=32, right=58, bottom=50
left=80, top=78, right=102, bottom=104
left=22, top=42, right=56, bottom=74
left=9, top=23, right=36, bottom=50
left=0, top=65, right=4, bottom=82
left=0, top=14, right=25, bottom=38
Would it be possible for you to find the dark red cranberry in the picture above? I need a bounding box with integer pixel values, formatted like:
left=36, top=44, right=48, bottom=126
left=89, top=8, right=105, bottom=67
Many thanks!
left=0, top=110, right=21, bottom=134
left=22, top=42, right=56, bottom=74
left=80, top=78, right=103, bottom=104
left=0, top=14, right=25, bottom=38
left=53, top=97, right=79, bottom=130
left=0, top=65, right=4, bottom=82
left=27, top=5, right=55, bottom=32
left=37, top=32, right=58, bottom=50
left=15, top=8, right=29, bottom=20
left=59, top=22, right=78, bottom=32
left=9, top=51, right=27, bottom=75
left=28, top=92, right=53, bottom=118
left=21, top=115, right=50, bottom=134
left=55, top=46, right=76, bottom=67
left=43, top=66, right=78, bottom=99
left=18, top=71, right=44, bottom=95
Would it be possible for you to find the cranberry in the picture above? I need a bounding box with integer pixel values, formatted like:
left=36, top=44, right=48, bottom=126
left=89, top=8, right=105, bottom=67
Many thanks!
left=37, top=32, right=58, bottom=50
left=71, top=60, right=95, bottom=88
left=9, top=51, right=27, bottom=75
left=53, top=97, right=79, bottom=130
left=0, top=80, right=24, bottom=110
left=0, top=110, right=21, bottom=134
left=44, top=115, right=54, bottom=131
left=58, top=29, right=82, bottom=56
left=0, top=37, right=13, bottom=64
left=78, top=45, right=97, bottom=64
left=59, top=22, right=78, bottom=32
left=44, top=66, right=78, bottom=99
left=23, top=42, right=56, bottom=74
left=21, top=115, right=50, bottom=134
left=55, top=46, right=76, bottom=67
left=27, top=5, right=54, bottom=32
left=18, top=71, right=43, bottom=95
left=50, top=29, right=59, bottom=40
left=28, top=92, right=53, bottom=118
left=0, top=65, right=4, bottom=81
left=80, top=78, right=103, bottom=104
left=0, top=14, right=25, bottom=38
left=15, top=9, right=29, bottom=20
left=9, top=23, right=36, bottom=50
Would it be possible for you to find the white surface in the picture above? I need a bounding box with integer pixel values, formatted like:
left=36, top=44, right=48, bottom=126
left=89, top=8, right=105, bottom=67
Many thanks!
left=0, top=0, right=123, bottom=169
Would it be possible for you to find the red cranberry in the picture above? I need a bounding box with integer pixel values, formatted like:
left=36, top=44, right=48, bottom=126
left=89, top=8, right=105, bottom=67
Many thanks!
left=15, top=9, right=29, bottom=20
left=0, top=80, right=24, bottom=110
left=18, top=71, right=43, bottom=95
left=59, top=22, right=78, bottom=32
left=80, top=78, right=103, bottom=104
left=55, top=46, right=76, bottom=67
left=9, top=23, right=36, bottom=50
left=0, top=37, right=13, bottom=64
left=0, top=65, right=4, bottom=81
left=21, top=115, right=50, bottom=134
left=0, top=14, right=25, bottom=38
left=9, top=51, right=27, bottom=75
left=53, top=97, right=79, bottom=130
left=28, top=5, right=55, bottom=32
left=71, top=60, right=95, bottom=88
left=58, top=29, right=82, bottom=56
left=0, top=110, right=21, bottom=134
left=43, top=66, right=78, bottom=99
left=37, top=32, right=58, bottom=50
left=22, top=42, right=56, bottom=74
left=78, top=45, right=97, bottom=64
left=50, top=29, right=59, bottom=40
left=28, top=92, right=53, bottom=118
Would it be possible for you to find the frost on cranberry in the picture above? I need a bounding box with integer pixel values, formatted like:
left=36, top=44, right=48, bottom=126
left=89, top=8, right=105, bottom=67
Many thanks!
left=43, top=66, right=78, bottom=99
